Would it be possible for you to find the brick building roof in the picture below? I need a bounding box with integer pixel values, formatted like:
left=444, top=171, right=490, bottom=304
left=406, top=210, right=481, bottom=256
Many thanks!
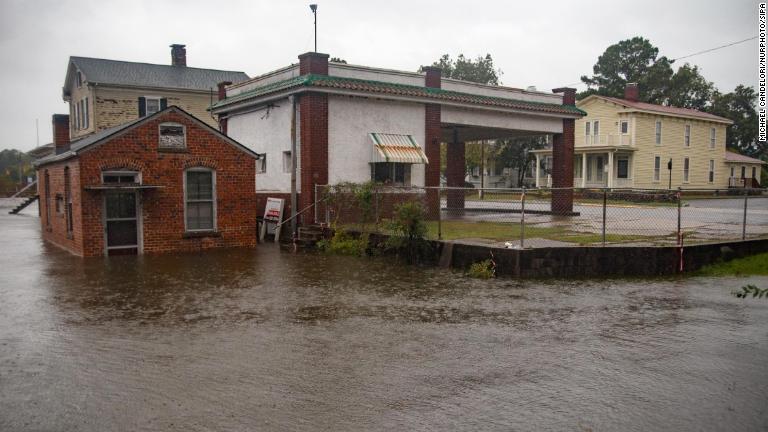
left=212, top=74, right=585, bottom=117
left=68, top=57, right=249, bottom=92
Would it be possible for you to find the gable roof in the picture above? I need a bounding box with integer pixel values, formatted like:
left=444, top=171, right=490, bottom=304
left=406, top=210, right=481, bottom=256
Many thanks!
left=212, top=74, right=586, bottom=118
left=725, top=151, right=766, bottom=164
left=34, top=106, right=259, bottom=167
left=65, top=56, right=249, bottom=94
left=579, top=95, right=733, bottom=124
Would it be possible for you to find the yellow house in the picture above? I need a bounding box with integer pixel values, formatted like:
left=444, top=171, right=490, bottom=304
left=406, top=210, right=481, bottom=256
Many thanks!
left=532, top=83, right=765, bottom=189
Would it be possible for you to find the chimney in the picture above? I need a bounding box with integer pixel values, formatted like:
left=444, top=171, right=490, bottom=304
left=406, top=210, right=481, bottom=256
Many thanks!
left=52, top=114, right=70, bottom=154
left=217, top=81, right=232, bottom=101
left=298, top=52, right=329, bottom=75
left=423, top=66, right=442, bottom=89
left=170, top=44, right=186, bottom=67
left=552, top=87, right=576, bottom=106
left=624, top=83, right=639, bottom=102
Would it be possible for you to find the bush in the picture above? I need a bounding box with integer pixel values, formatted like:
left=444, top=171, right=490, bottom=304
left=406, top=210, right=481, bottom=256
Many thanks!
left=317, top=229, right=369, bottom=256
left=383, top=201, right=431, bottom=262
left=467, top=259, right=495, bottom=279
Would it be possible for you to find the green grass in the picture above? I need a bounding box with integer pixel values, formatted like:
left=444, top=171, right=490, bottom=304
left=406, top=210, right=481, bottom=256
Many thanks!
left=696, top=252, right=768, bottom=276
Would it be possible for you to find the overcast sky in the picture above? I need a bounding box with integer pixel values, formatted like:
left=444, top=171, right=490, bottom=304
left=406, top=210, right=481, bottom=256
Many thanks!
left=0, top=0, right=759, bottom=151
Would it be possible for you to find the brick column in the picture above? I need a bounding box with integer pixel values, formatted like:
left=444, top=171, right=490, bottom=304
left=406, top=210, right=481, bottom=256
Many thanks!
left=423, top=66, right=442, bottom=218
left=551, top=87, right=576, bottom=214
left=446, top=129, right=465, bottom=209
left=298, top=52, right=330, bottom=217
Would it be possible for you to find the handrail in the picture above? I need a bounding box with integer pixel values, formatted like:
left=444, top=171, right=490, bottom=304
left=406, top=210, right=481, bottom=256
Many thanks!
left=11, top=180, right=37, bottom=198
left=274, top=196, right=329, bottom=229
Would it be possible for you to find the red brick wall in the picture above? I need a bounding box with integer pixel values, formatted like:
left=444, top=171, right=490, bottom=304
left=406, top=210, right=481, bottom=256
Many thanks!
left=37, top=161, right=84, bottom=255
left=299, top=93, right=328, bottom=215
left=299, top=52, right=330, bottom=75
left=424, top=67, right=442, bottom=217
left=40, top=110, right=257, bottom=257
left=551, top=118, right=575, bottom=214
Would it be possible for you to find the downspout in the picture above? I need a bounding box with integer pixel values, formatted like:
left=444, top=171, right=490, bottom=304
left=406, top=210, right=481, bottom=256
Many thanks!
left=290, top=95, right=298, bottom=239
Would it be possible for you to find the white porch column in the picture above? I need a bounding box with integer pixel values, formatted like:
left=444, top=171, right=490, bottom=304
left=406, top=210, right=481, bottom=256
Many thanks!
left=607, top=151, right=614, bottom=188
left=581, top=153, right=587, bottom=188
left=535, top=154, right=541, bottom=188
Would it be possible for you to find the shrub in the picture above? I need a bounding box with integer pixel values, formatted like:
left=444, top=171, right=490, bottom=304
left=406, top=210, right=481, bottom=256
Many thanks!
left=317, top=229, right=369, bottom=257
left=467, top=259, right=495, bottom=279
left=383, top=201, right=431, bottom=262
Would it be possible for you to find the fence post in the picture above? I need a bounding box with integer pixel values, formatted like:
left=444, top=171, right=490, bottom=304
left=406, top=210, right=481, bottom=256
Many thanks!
left=325, top=186, right=331, bottom=226
left=602, top=188, right=607, bottom=246
left=437, top=187, right=442, bottom=240
left=520, top=187, right=526, bottom=249
left=374, top=186, right=379, bottom=228
left=677, top=187, right=682, bottom=247
left=314, top=184, right=318, bottom=224
left=742, top=189, right=749, bottom=241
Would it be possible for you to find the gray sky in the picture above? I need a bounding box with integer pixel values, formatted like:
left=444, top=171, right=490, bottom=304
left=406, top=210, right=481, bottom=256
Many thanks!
left=0, top=0, right=759, bottom=151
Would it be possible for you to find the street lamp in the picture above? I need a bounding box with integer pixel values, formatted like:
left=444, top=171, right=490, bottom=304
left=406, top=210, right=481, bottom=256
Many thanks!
left=309, top=4, right=318, bottom=52
left=667, top=158, right=673, bottom=190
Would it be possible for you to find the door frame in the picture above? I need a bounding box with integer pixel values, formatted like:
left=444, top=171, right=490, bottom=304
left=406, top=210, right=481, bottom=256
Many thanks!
left=102, top=190, right=143, bottom=256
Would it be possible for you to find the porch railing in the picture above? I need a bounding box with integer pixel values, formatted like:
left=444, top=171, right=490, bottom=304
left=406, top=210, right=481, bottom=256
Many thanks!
left=578, top=134, right=633, bottom=147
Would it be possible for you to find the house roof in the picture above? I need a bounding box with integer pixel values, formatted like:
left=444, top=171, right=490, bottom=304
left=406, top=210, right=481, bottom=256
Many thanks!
left=34, top=106, right=259, bottom=167
left=212, top=74, right=586, bottom=117
left=724, top=151, right=766, bottom=164
left=67, top=56, right=249, bottom=93
left=581, top=95, right=733, bottom=124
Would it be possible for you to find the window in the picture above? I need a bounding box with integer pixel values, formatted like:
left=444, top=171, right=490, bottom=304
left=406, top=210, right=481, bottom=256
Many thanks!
left=684, top=125, right=691, bottom=147
left=84, top=97, right=89, bottom=129
left=752, top=167, right=757, bottom=178
left=710, top=128, right=716, bottom=149
left=683, top=157, right=690, bottom=183
left=574, top=155, right=582, bottom=178
left=64, top=166, right=73, bottom=236
left=707, top=160, right=715, bottom=183
left=617, top=156, right=629, bottom=179
left=55, top=195, right=63, bottom=214
left=44, top=170, right=51, bottom=226
left=730, top=166, right=735, bottom=177
left=76, top=71, right=83, bottom=88
left=255, top=155, right=266, bottom=174
left=146, top=98, right=160, bottom=115
left=741, top=166, right=746, bottom=178
left=282, top=151, right=292, bottom=173
left=103, top=171, right=139, bottom=184
left=371, top=162, right=411, bottom=186
left=74, top=102, right=80, bottom=131
left=654, top=156, right=661, bottom=182
left=185, top=168, right=216, bottom=231
left=620, top=120, right=629, bottom=134
left=587, top=156, right=593, bottom=181
left=655, top=121, right=662, bottom=145
left=585, top=122, right=591, bottom=136
left=159, top=123, right=186, bottom=150
left=593, top=120, right=600, bottom=136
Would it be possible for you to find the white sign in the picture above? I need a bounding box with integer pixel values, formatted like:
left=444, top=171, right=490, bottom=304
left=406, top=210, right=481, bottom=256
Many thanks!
left=260, top=197, right=285, bottom=242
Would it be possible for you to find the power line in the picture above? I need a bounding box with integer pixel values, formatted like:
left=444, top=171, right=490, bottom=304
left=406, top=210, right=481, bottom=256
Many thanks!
left=671, top=35, right=757, bottom=61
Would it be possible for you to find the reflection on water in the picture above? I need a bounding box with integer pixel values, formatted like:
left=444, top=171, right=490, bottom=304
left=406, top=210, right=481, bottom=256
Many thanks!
left=1, top=203, right=767, bottom=431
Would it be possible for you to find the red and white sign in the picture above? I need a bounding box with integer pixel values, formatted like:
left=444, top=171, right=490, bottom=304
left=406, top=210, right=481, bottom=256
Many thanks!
left=260, top=197, right=285, bottom=242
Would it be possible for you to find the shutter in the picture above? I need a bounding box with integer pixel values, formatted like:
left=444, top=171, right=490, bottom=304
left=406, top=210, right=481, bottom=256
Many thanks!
left=160, top=98, right=167, bottom=110
left=138, top=97, right=146, bottom=117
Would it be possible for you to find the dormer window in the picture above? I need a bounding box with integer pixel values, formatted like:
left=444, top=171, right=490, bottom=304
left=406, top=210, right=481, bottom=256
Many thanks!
left=159, top=123, right=186, bottom=150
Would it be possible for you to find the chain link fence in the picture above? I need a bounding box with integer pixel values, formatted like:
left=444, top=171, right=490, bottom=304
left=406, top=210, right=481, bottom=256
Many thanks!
left=314, top=184, right=768, bottom=248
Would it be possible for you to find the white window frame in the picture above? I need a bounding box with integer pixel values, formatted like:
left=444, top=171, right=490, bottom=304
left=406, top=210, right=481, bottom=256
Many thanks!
left=585, top=122, right=591, bottom=136
left=158, top=122, right=186, bottom=149
left=593, top=120, right=600, bottom=136
left=255, top=155, right=266, bottom=174
left=708, top=160, right=715, bottom=183
left=183, top=168, right=217, bottom=232
left=616, top=155, right=630, bottom=179
left=102, top=170, right=141, bottom=184
left=653, top=155, right=661, bottom=182
left=684, top=124, right=691, bottom=147
left=620, top=120, right=629, bottom=135
left=144, top=97, right=162, bottom=116
left=683, top=157, right=690, bottom=183
left=655, top=120, right=662, bottom=145
left=709, top=127, right=716, bottom=149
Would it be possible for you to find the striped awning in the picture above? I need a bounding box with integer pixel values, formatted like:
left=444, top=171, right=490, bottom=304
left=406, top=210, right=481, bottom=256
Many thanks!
left=370, top=133, right=429, bottom=164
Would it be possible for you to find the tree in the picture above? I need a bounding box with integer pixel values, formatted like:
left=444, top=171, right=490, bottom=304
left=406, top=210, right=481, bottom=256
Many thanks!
left=708, top=85, right=763, bottom=158
left=580, top=37, right=674, bottom=104
left=421, top=53, right=502, bottom=85
left=666, top=63, right=715, bottom=110
left=497, top=136, right=548, bottom=185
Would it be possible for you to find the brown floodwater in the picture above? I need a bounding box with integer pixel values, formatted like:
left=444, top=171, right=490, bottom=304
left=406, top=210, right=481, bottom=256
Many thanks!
left=1, top=201, right=767, bottom=431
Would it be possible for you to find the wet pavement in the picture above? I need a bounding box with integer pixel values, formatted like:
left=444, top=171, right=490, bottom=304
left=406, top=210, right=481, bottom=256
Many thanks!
left=1, top=199, right=768, bottom=431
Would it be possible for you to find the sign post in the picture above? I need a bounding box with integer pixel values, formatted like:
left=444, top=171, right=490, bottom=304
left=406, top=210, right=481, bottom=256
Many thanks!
left=260, top=197, right=285, bottom=243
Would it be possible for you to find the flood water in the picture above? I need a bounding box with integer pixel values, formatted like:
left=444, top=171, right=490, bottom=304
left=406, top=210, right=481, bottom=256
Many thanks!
left=1, top=201, right=768, bottom=431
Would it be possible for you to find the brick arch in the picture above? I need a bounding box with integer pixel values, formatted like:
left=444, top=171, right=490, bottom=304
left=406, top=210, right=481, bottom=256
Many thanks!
left=183, top=157, right=218, bottom=170
left=97, top=158, right=147, bottom=172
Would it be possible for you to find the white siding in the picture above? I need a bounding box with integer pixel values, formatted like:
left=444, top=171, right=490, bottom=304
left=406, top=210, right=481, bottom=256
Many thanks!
left=328, top=95, right=426, bottom=186
left=226, top=99, right=297, bottom=192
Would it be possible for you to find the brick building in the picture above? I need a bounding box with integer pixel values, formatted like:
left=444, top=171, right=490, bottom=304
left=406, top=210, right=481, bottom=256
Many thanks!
left=210, top=52, right=584, bottom=220
left=34, top=107, right=260, bottom=257
left=63, top=44, right=249, bottom=140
